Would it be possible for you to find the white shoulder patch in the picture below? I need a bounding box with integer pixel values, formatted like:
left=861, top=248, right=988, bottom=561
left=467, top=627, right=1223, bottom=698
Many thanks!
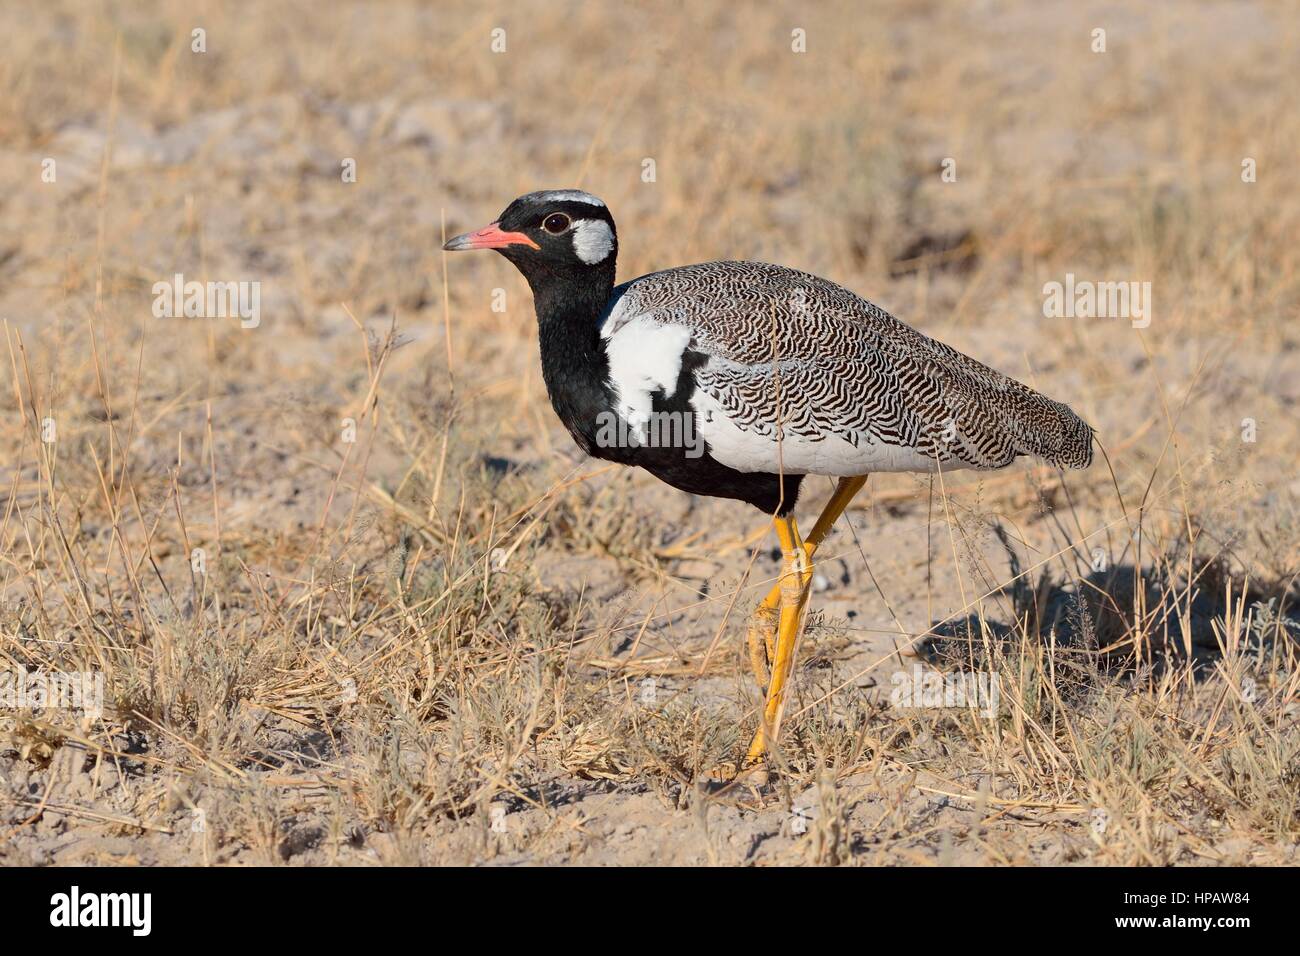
left=538, top=189, right=605, bottom=207
left=602, top=316, right=692, bottom=433
left=572, top=219, right=614, bottom=264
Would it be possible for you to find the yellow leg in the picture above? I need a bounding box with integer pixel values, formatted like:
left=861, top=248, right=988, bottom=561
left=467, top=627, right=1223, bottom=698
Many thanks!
left=745, top=476, right=867, bottom=689
left=744, top=514, right=814, bottom=764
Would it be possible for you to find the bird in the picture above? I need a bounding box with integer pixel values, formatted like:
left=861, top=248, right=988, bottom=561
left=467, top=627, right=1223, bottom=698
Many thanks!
left=444, top=189, right=1094, bottom=769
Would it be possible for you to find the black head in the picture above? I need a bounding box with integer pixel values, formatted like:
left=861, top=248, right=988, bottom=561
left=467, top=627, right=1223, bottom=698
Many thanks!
left=443, top=190, right=618, bottom=286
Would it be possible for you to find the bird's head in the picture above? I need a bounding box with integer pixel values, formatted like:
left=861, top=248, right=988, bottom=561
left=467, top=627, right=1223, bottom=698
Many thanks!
left=443, top=190, right=618, bottom=287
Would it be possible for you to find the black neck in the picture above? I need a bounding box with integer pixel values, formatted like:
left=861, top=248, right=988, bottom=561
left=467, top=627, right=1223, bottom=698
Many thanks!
left=522, top=261, right=618, bottom=455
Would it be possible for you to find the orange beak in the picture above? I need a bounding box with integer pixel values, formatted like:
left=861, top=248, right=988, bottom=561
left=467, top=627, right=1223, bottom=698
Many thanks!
left=443, top=222, right=539, bottom=251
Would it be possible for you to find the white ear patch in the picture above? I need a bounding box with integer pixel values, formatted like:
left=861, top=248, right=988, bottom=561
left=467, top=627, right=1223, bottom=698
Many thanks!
left=571, top=219, right=615, bottom=264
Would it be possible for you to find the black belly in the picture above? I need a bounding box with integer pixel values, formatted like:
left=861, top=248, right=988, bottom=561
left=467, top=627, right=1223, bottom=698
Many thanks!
left=630, top=445, right=802, bottom=515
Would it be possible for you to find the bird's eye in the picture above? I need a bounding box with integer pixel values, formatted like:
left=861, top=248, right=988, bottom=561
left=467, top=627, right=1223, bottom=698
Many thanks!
left=542, top=213, right=571, bottom=235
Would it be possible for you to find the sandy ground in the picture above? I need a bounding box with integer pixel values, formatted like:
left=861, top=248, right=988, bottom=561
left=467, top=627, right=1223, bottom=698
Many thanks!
left=0, top=0, right=1297, bottom=866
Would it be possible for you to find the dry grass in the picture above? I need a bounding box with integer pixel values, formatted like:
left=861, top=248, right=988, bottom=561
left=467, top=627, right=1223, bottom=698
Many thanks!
left=0, top=0, right=1297, bottom=865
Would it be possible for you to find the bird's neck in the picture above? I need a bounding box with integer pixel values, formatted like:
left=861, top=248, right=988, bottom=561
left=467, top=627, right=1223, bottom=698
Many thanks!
left=527, top=265, right=619, bottom=455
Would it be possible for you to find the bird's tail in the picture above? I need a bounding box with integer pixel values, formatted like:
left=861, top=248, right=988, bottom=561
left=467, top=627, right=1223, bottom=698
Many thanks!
left=1018, top=395, right=1095, bottom=469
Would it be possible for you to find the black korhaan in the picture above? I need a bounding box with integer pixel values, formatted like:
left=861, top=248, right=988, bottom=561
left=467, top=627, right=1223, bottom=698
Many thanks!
left=444, top=188, right=1094, bottom=767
